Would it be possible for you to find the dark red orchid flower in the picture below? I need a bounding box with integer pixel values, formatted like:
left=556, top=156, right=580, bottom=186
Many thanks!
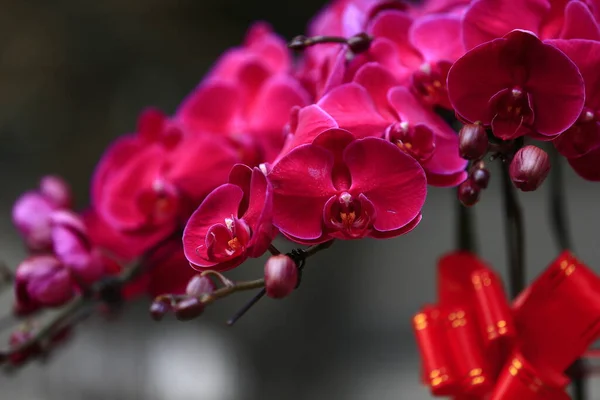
left=92, top=108, right=242, bottom=259
left=317, top=62, right=467, bottom=186
left=183, top=164, right=275, bottom=271
left=447, top=29, right=585, bottom=141
left=269, top=129, right=426, bottom=244
left=545, top=39, right=600, bottom=181
left=177, top=23, right=310, bottom=163
left=463, top=0, right=600, bottom=51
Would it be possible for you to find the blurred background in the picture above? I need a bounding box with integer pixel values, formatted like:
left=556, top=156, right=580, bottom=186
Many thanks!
left=1, top=1, right=600, bottom=399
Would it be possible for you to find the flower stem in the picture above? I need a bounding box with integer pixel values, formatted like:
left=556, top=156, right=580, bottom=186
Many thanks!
left=224, top=240, right=335, bottom=326
left=500, top=161, right=525, bottom=298
left=548, top=149, right=585, bottom=400
left=457, top=200, right=476, bottom=252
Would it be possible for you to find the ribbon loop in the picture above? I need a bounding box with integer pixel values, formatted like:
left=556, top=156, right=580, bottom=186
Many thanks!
left=414, top=251, right=600, bottom=398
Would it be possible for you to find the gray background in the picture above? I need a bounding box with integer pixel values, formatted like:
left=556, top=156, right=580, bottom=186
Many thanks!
left=1, top=1, right=600, bottom=399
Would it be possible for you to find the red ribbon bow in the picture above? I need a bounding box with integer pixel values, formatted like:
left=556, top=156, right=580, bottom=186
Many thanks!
left=413, top=251, right=600, bottom=399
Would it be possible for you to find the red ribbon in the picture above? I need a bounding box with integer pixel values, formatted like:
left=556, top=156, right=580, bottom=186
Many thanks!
left=413, top=251, right=600, bottom=399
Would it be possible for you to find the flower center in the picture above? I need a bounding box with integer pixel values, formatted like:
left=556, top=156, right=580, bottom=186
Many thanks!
left=489, top=86, right=534, bottom=139
left=385, top=121, right=436, bottom=162
left=324, top=192, right=372, bottom=238
left=412, top=62, right=451, bottom=107
left=203, top=217, right=251, bottom=262
left=137, top=178, right=179, bottom=226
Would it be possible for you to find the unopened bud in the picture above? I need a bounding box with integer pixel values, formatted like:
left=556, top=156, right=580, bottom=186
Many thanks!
left=15, top=255, right=75, bottom=309
left=264, top=255, right=298, bottom=299
left=8, top=327, right=41, bottom=366
left=471, top=168, right=490, bottom=189
left=347, top=32, right=372, bottom=54
left=459, top=123, right=488, bottom=160
left=174, top=297, right=205, bottom=321
left=40, top=175, right=72, bottom=209
left=457, top=179, right=481, bottom=207
left=186, top=275, right=216, bottom=297
left=509, top=145, right=551, bottom=192
left=150, top=297, right=171, bottom=321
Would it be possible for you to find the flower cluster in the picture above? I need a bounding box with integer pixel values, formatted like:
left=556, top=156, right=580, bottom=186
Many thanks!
left=5, top=1, right=600, bottom=394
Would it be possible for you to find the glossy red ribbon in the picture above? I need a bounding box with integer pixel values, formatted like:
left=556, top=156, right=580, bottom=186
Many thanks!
left=413, top=251, right=600, bottom=399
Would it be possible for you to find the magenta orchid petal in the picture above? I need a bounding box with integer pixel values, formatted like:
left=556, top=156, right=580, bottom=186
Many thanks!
left=245, top=168, right=275, bottom=258
left=421, top=134, right=468, bottom=186
left=526, top=40, right=585, bottom=136
left=228, top=164, right=253, bottom=215
left=368, top=10, right=423, bottom=69
left=447, top=37, right=515, bottom=124
left=243, top=22, right=290, bottom=73
left=425, top=170, right=468, bottom=187
left=313, top=129, right=355, bottom=191
left=242, top=167, right=269, bottom=228
left=165, top=134, right=241, bottom=203
left=91, top=134, right=141, bottom=211
left=183, top=184, right=244, bottom=267
left=137, top=107, right=166, bottom=143
left=318, top=83, right=389, bottom=138
left=345, top=137, right=427, bottom=232
left=248, top=75, right=311, bottom=134
left=369, top=213, right=422, bottom=239
left=99, top=145, right=165, bottom=231
left=368, top=37, right=414, bottom=84
left=39, top=175, right=72, bottom=209
left=548, top=39, right=600, bottom=109
left=321, top=47, right=348, bottom=97
left=568, top=146, right=600, bottom=181
left=176, top=80, right=239, bottom=133
left=560, top=1, right=600, bottom=40
left=409, top=13, right=465, bottom=63
left=353, top=62, right=399, bottom=120
left=388, top=86, right=458, bottom=138
left=270, top=144, right=336, bottom=241
left=275, top=105, right=339, bottom=161
left=12, top=192, right=56, bottom=251
left=448, top=29, right=585, bottom=139
left=462, top=0, right=549, bottom=50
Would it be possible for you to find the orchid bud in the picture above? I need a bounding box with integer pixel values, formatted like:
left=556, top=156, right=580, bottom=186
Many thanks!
left=459, top=123, right=488, bottom=160
left=471, top=167, right=490, bottom=189
left=12, top=192, right=56, bottom=252
left=174, top=297, right=205, bottom=321
left=15, top=255, right=75, bottom=310
left=186, top=275, right=216, bottom=297
left=8, top=327, right=41, bottom=366
left=264, top=255, right=298, bottom=299
left=40, top=175, right=72, bottom=209
left=509, top=145, right=551, bottom=192
left=150, top=297, right=172, bottom=321
left=457, top=179, right=481, bottom=207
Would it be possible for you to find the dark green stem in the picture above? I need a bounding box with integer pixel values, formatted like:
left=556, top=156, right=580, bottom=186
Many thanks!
left=500, top=162, right=525, bottom=298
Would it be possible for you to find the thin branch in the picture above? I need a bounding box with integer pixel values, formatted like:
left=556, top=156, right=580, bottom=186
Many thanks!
left=500, top=161, right=525, bottom=299
left=0, top=258, right=148, bottom=364
left=549, top=148, right=572, bottom=251
left=181, top=240, right=335, bottom=326
left=456, top=201, right=476, bottom=252
left=0, top=296, right=87, bottom=363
